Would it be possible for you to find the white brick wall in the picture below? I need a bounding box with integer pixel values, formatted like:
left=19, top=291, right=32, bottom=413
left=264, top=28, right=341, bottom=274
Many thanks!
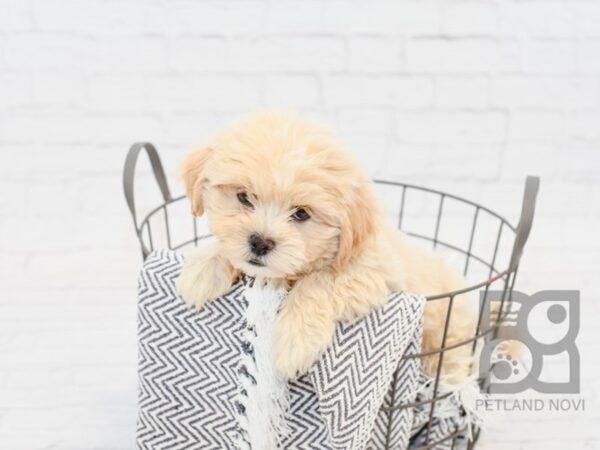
left=0, top=1, right=598, bottom=449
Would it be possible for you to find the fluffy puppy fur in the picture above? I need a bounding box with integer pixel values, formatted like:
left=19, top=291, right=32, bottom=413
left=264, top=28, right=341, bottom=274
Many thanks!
left=176, top=111, right=476, bottom=382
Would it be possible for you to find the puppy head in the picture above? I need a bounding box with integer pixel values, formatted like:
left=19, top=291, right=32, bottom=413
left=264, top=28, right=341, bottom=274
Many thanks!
left=181, top=111, right=378, bottom=279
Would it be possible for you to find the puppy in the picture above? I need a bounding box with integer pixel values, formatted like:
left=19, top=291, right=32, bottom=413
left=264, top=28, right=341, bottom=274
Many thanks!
left=176, top=111, right=476, bottom=381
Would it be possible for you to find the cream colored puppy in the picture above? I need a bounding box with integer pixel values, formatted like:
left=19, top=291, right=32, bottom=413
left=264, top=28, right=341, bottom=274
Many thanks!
left=176, top=111, right=476, bottom=381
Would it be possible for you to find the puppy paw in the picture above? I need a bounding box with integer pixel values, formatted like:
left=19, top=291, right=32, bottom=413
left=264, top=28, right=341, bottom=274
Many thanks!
left=176, top=245, right=237, bottom=309
left=273, top=284, right=336, bottom=379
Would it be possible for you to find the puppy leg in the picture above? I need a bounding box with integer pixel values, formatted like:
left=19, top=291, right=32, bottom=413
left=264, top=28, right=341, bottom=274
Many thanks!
left=176, top=242, right=239, bottom=309
left=273, top=271, right=337, bottom=378
left=273, top=253, right=391, bottom=378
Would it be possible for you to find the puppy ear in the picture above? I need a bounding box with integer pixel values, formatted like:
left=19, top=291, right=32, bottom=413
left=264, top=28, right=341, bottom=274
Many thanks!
left=181, top=146, right=213, bottom=216
left=334, top=182, right=378, bottom=270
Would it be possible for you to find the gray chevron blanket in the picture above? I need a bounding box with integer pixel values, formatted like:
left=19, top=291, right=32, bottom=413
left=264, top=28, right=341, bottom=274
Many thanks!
left=136, top=250, right=470, bottom=450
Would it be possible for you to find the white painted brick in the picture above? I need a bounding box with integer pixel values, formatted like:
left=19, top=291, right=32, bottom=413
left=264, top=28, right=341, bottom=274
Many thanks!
left=92, top=37, right=168, bottom=72
left=338, top=109, right=393, bottom=134
left=557, top=141, right=600, bottom=182
left=578, top=40, right=600, bottom=74
left=163, top=113, right=221, bottom=144
left=442, top=2, right=498, bottom=36
left=0, top=0, right=33, bottom=31
left=265, top=75, right=320, bottom=108
left=435, top=76, right=489, bottom=108
left=26, top=181, right=82, bottom=217
left=508, top=111, right=565, bottom=142
left=568, top=77, right=600, bottom=109
left=34, top=71, right=88, bottom=107
left=389, top=77, right=436, bottom=107
left=323, top=75, right=434, bottom=108
left=342, top=134, right=392, bottom=178
left=32, top=0, right=102, bottom=33
left=373, top=2, right=441, bottom=36
left=169, top=37, right=237, bottom=72
left=25, top=250, right=137, bottom=289
left=395, top=111, right=506, bottom=144
left=347, top=38, right=404, bottom=73
left=264, top=1, right=330, bottom=34
left=171, top=37, right=344, bottom=72
left=497, top=38, right=523, bottom=72
left=89, top=115, right=166, bottom=145
left=146, top=75, right=262, bottom=111
left=32, top=0, right=166, bottom=35
left=292, top=110, right=339, bottom=132
left=90, top=75, right=148, bottom=112
left=498, top=2, right=577, bottom=38
left=0, top=113, right=164, bottom=144
left=524, top=40, right=577, bottom=74
left=0, top=253, right=27, bottom=288
left=502, top=142, right=559, bottom=181
left=206, top=37, right=342, bottom=73
left=385, top=142, right=501, bottom=181
left=0, top=72, right=34, bottom=107
left=591, top=184, right=600, bottom=219
left=266, top=1, right=440, bottom=35
left=0, top=180, right=27, bottom=217
left=491, top=76, right=572, bottom=108
left=3, top=34, right=93, bottom=70
left=406, top=38, right=496, bottom=73
left=576, top=3, right=600, bottom=38
left=166, top=1, right=266, bottom=35
left=0, top=115, right=90, bottom=143
left=256, top=37, right=344, bottom=72
left=0, top=217, right=91, bottom=253
left=0, top=144, right=131, bottom=176
left=528, top=182, right=590, bottom=218
left=80, top=175, right=153, bottom=217
left=567, top=112, right=600, bottom=140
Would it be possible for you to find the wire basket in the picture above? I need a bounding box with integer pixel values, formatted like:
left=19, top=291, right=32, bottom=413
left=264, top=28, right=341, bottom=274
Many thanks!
left=124, top=142, right=539, bottom=450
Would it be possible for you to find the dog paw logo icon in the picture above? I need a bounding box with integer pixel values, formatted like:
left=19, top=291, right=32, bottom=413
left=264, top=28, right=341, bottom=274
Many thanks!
left=492, top=352, right=520, bottom=380
left=479, top=290, right=580, bottom=394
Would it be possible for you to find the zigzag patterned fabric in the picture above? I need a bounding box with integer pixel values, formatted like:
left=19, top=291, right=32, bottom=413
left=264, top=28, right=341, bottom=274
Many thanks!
left=137, top=250, right=246, bottom=448
left=136, top=250, right=465, bottom=450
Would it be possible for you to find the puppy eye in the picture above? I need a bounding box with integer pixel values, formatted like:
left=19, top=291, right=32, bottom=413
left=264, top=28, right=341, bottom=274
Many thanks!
left=237, top=192, right=254, bottom=208
left=291, top=208, right=310, bottom=222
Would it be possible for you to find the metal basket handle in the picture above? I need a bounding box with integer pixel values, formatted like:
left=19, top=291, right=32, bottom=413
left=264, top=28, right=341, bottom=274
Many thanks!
left=123, top=142, right=172, bottom=258
left=508, top=175, right=540, bottom=271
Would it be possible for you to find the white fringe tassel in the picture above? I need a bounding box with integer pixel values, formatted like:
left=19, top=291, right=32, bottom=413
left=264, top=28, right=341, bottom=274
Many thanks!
left=415, top=374, right=489, bottom=442
left=235, top=280, right=289, bottom=450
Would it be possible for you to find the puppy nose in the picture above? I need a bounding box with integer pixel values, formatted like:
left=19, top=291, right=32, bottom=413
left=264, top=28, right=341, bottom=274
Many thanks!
left=248, top=233, right=275, bottom=256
